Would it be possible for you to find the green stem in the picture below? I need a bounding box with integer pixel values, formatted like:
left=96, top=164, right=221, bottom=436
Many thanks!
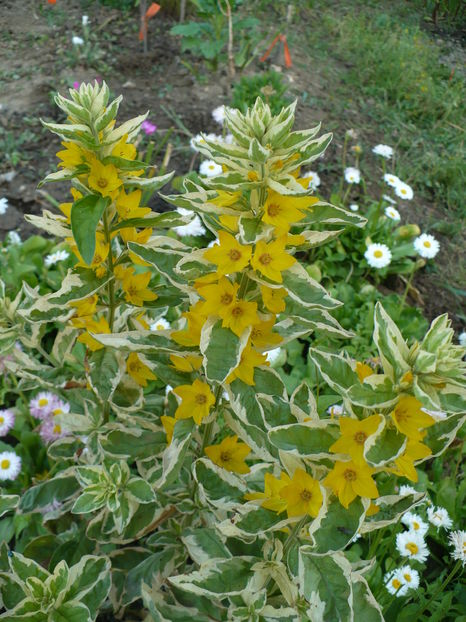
left=102, top=209, right=116, bottom=332
left=368, top=527, right=385, bottom=559
left=412, top=560, right=462, bottom=620
left=282, top=516, right=308, bottom=558
left=399, top=265, right=415, bottom=312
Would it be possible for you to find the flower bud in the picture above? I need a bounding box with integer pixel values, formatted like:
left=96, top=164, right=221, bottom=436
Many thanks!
left=394, top=224, right=421, bottom=239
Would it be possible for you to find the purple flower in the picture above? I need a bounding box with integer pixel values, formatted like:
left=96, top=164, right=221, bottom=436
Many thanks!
left=141, top=120, right=157, bottom=135
left=30, top=392, right=59, bottom=420
left=73, top=81, right=80, bottom=89
left=0, top=410, right=15, bottom=436
left=39, top=418, right=68, bottom=444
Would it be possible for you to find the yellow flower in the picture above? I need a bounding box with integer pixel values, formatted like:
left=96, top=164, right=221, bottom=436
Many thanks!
left=392, top=439, right=431, bottom=482
left=121, top=268, right=157, bottom=307
left=262, top=190, right=316, bottom=233
left=88, top=158, right=122, bottom=197
left=70, top=294, right=98, bottom=318
left=324, top=460, right=379, bottom=509
left=204, top=231, right=252, bottom=275
left=77, top=316, right=111, bottom=352
left=261, top=285, right=287, bottom=313
left=111, top=134, right=137, bottom=161
left=161, top=415, right=176, bottom=445
left=279, top=468, right=323, bottom=518
left=120, top=227, right=153, bottom=244
left=391, top=396, right=435, bottom=440
left=116, top=188, right=151, bottom=220
left=126, top=352, right=157, bottom=387
left=205, top=435, right=251, bottom=474
left=218, top=215, right=239, bottom=232
left=245, top=471, right=291, bottom=513
left=212, top=190, right=241, bottom=208
left=250, top=316, right=282, bottom=349
left=221, top=300, right=259, bottom=337
left=174, top=379, right=215, bottom=425
left=56, top=141, right=90, bottom=169
left=226, top=345, right=268, bottom=386
left=199, top=277, right=239, bottom=317
left=329, top=415, right=382, bottom=463
left=169, top=354, right=203, bottom=372
left=356, top=361, right=374, bottom=382
left=251, top=237, right=296, bottom=283
left=171, top=302, right=207, bottom=347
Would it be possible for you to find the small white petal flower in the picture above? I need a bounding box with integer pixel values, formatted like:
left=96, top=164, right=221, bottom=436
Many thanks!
left=212, top=105, right=226, bottom=125
left=383, top=194, right=397, bottom=204
left=190, top=133, right=203, bottom=151
left=265, top=347, right=282, bottom=364
left=384, top=173, right=401, bottom=188
left=421, top=407, right=446, bottom=421
left=395, top=181, right=414, bottom=200
left=373, top=144, right=393, bottom=159
left=199, top=160, right=222, bottom=177
left=29, top=392, right=58, bottom=420
left=396, top=531, right=429, bottom=562
left=0, top=410, right=15, bottom=436
left=72, top=35, right=84, bottom=46
left=44, top=249, right=70, bottom=267
left=399, top=485, right=418, bottom=496
left=349, top=203, right=359, bottom=212
left=364, top=243, right=392, bottom=269
left=165, top=384, right=173, bottom=395
left=150, top=318, right=170, bottom=331
left=82, top=15, right=89, bottom=26
left=344, top=167, right=361, bottom=184
left=0, top=197, right=9, bottom=215
left=414, top=234, right=439, bottom=259
left=384, top=568, right=405, bottom=596
left=385, top=206, right=401, bottom=221
left=398, top=565, right=420, bottom=593
left=0, top=451, right=21, bottom=481
left=6, top=231, right=21, bottom=245
left=459, top=331, right=466, bottom=347
left=327, top=404, right=344, bottom=417
left=448, top=530, right=466, bottom=565
left=302, top=170, right=321, bottom=189
left=174, top=208, right=206, bottom=237
left=401, top=512, right=428, bottom=536
left=427, top=506, right=453, bottom=530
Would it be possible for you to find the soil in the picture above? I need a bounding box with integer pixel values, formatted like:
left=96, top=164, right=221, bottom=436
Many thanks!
left=0, top=0, right=464, bottom=329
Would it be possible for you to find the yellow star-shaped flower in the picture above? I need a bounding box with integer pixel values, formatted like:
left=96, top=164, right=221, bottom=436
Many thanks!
left=174, top=379, right=215, bottom=425
left=260, top=285, right=287, bottom=313
left=245, top=471, right=291, bottom=513
left=329, top=414, right=382, bottom=463
left=121, top=268, right=157, bottom=307
left=126, top=352, right=157, bottom=387
left=205, top=435, right=251, bottom=474
left=391, top=396, right=435, bottom=440
left=204, top=231, right=252, bottom=275
left=251, top=237, right=296, bottom=283
left=392, top=439, right=431, bottom=482
left=324, top=459, right=379, bottom=509
left=87, top=157, right=122, bottom=198
left=226, top=345, right=268, bottom=386
left=262, top=190, right=316, bottom=233
left=279, top=468, right=323, bottom=518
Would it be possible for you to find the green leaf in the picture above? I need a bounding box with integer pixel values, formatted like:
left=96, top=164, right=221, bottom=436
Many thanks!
left=88, top=348, right=122, bottom=402
left=169, top=557, right=258, bottom=597
left=347, top=375, right=397, bottom=408
left=268, top=422, right=338, bottom=458
left=65, top=556, right=111, bottom=619
left=373, top=302, right=410, bottom=381
left=309, top=348, right=359, bottom=394
left=111, top=211, right=189, bottom=232
left=102, top=428, right=167, bottom=460
left=0, top=495, right=19, bottom=518
left=50, top=601, right=91, bottom=622
left=309, top=497, right=366, bottom=553
left=194, top=458, right=246, bottom=510
left=181, top=528, right=231, bottom=565
left=71, top=491, right=106, bottom=515
left=281, top=264, right=340, bottom=310
left=126, top=479, right=156, bottom=504
left=200, top=319, right=248, bottom=383
left=19, top=475, right=79, bottom=512
left=70, top=194, right=110, bottom=265
left=9, top=551, right=49, bottom=583
left=351, top=574, right=384, bottom=622
left=365, top=426, right=406, bottom=466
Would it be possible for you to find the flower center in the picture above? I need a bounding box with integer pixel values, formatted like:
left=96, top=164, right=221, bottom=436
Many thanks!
left=392, top=579, right=401, bottom=589
left=38, top=398, right=48, bottom=407
left=220, top=293, right=233, bottom=305
left=231, top=306, right=243, bottom=317
left=405, top=542, right=419, bottom=555
left=423, top=241, right=431, bottom=248
left=0, top=417, right=3, bottom=424
left=220, top=451, right=231, bottom=463
left=267, top=203, right=281, bottom=217
left=259, top=253, right=272, bottom=265
left=208, top=165, right=215, bottom=170
left=300, top=489, right=312, bottom=501
left=53, top=424, right=61, bottom=434
left=248, top=171, right=258, bottom=181
left=403, top=574, right=412, bottom=582
left=228, top=249, right=241, bottom=261
left=413, top=521, right=420, bottom=530
left=195, top=394, right=207, bottom=405
left=354, top=431, right=367, bottom=445
left=97, top=177, right=108, bottom=189
left=374, top=250, right=383, bottom=258
left=401, top=188, right=407, bottom=195
left=1, top=459, right=10, bottom=470
left=343, top=468, right=357, bottom=481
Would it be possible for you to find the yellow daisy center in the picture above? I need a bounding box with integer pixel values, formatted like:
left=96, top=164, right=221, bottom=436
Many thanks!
left=413, top=521, right=420, bottom=530
left=423, top=241, right=431, bottom=248
left=373, top=250, right=383, bottom=258
left=1, top=459, right=10, bottom=470
left=0, top=417, right=4, bottom=424
left=403, top=573, right=412, bottom=582
left=53, top=424, right=61, bottom=434
left=38, top=398, right=48, bottom=407
left=405, top=542, right=419, bottom=555
left=392, top=579, right=401, bottom=589
left=208, top=165, right=215, bottom=170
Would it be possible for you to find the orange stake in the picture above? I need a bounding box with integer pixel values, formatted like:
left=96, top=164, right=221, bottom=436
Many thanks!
left=260, top=33, right=292, bottom=68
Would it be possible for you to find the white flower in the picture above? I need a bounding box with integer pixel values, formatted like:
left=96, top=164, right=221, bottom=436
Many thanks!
left=302, top=170, right=321, bottom=189
left=414, top=234, right=439, bottom=259
left=0, top=409, right=15, bottom=436
left=383, top=173, right=401, bottom=188
left=401, top=512, right=428, bottom=536
left=364, top=243, right=392, bottom=269
left=265, top=348, right=282, bottom=364
left=459, top=332, right=466, bottom=347
left=0, top=197, right=8, bottom=215
left=385, top=568, right=405, bottom=596
left=212, top=105, right=226, bottom=125
left=150, top=318, right=170, bottom=331
left=165, top=384, right=173, bottom=395
left=385, top=206, right=401, bottom=221
left=44, top=249, right=70, bottom=267
left=349, top=203, right=359, bottom=212
left=82, top=15, right=89, bottom=26
left=174, top=208, right=206, bottom=237
left=396, top=531, right=429, bottom=562
left=207, top=238, right=219, bottom=248
left=373, top=144, right=393, bottom=159
left=6, top=231, right=21, bottom=245
left=0, top=451, right=21, bottom=481
left=421, top=407, right=446, bottom=421
left=344, top=167, right=361, bottom=184
left=398, top=565, right=420, bottom=593
left=72, top=36, right=84, bottom=46
left=190, top=132, right=220, bottom=152
left=395, top=181, right=414, bottom=200
left=199, top=160, right=222, bottom=177
left=29, top=391, right=58, bottom=420
left=383, top=194, right=397, bottom=204
left=427, top=506, right=453, bottom=530
left=327, top=404, right=343, bottom=417
left=399, top=485, right=418, bottom=496
left=448, top=530, right=466, bottom=565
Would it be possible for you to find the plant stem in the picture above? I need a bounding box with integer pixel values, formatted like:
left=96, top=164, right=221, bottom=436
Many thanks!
left=399, top=265, right=415, bottom=312
left=283, top=516, right=308, bottom=558
left=412, top=560, right=463, bottom=620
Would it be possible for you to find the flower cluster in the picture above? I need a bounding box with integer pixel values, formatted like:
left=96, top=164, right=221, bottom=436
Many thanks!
left=29, top=391, right=70, bottom=443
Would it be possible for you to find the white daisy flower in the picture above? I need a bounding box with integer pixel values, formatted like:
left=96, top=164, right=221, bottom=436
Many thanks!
left=212, top=105, right=226, bottom=125
left=383, top=173, right=401, bottom=188
left=327, top=404, right=344, bottom=417
left=199, top=160, right=222, bottom=177
left=414, top=234, right=439, bottom=259
left=349, top=203, right=359, bottom=212
left=29, top=391, right=58, bottom=420
left=0, top=451, right=21, bottom=481
left=401, top=512, right=428, bottom=536
left=0, top=197, right=8, bottom=215
left=51, top=399, right=70, bottom=418
left=421, top=407, right=447, bottom=421
left=72, top=35, right=84, bottom=46
left=385, top=206, right=401, bottom=221
left=373, top=144, right=393, bottom=159
left=396, top=531, right=429, bottom=562
left=399, top=485, right=418, bottom=496
left=82, top=15, right=89, bottom=26
left=174, top=208, right=206, bottom=237
left=383, top=194, right=397, bottom=204
left=448, top=530, right=466, bottom=565
left=265, top=347, right=282, bottom=364
left=302, top=170, right=321, bottom=189
left=384, top=568, right=405, bottom=596
left=44, top=249, right=70, bottom=267
left=0, top=409, right=15, bottom=436
left=165, top=384, right=173, bottom=395
left=364, top=243, right=392, bottom=269
left=6, top=231, right=21, bottom=245
left=398, top=565, right=420, bottom=593
left=459, top=331, right=466, bottom=347
left=395, top=181, right=414, bottom=200
left=427, top=506, right=453, bottom=530
left=344, top=167, right=361, bottom=184
left=150, top=318, right=170, bottom=331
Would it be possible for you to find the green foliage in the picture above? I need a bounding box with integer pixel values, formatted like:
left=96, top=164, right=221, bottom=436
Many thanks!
left=232, top=70, right=291, bottom=115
